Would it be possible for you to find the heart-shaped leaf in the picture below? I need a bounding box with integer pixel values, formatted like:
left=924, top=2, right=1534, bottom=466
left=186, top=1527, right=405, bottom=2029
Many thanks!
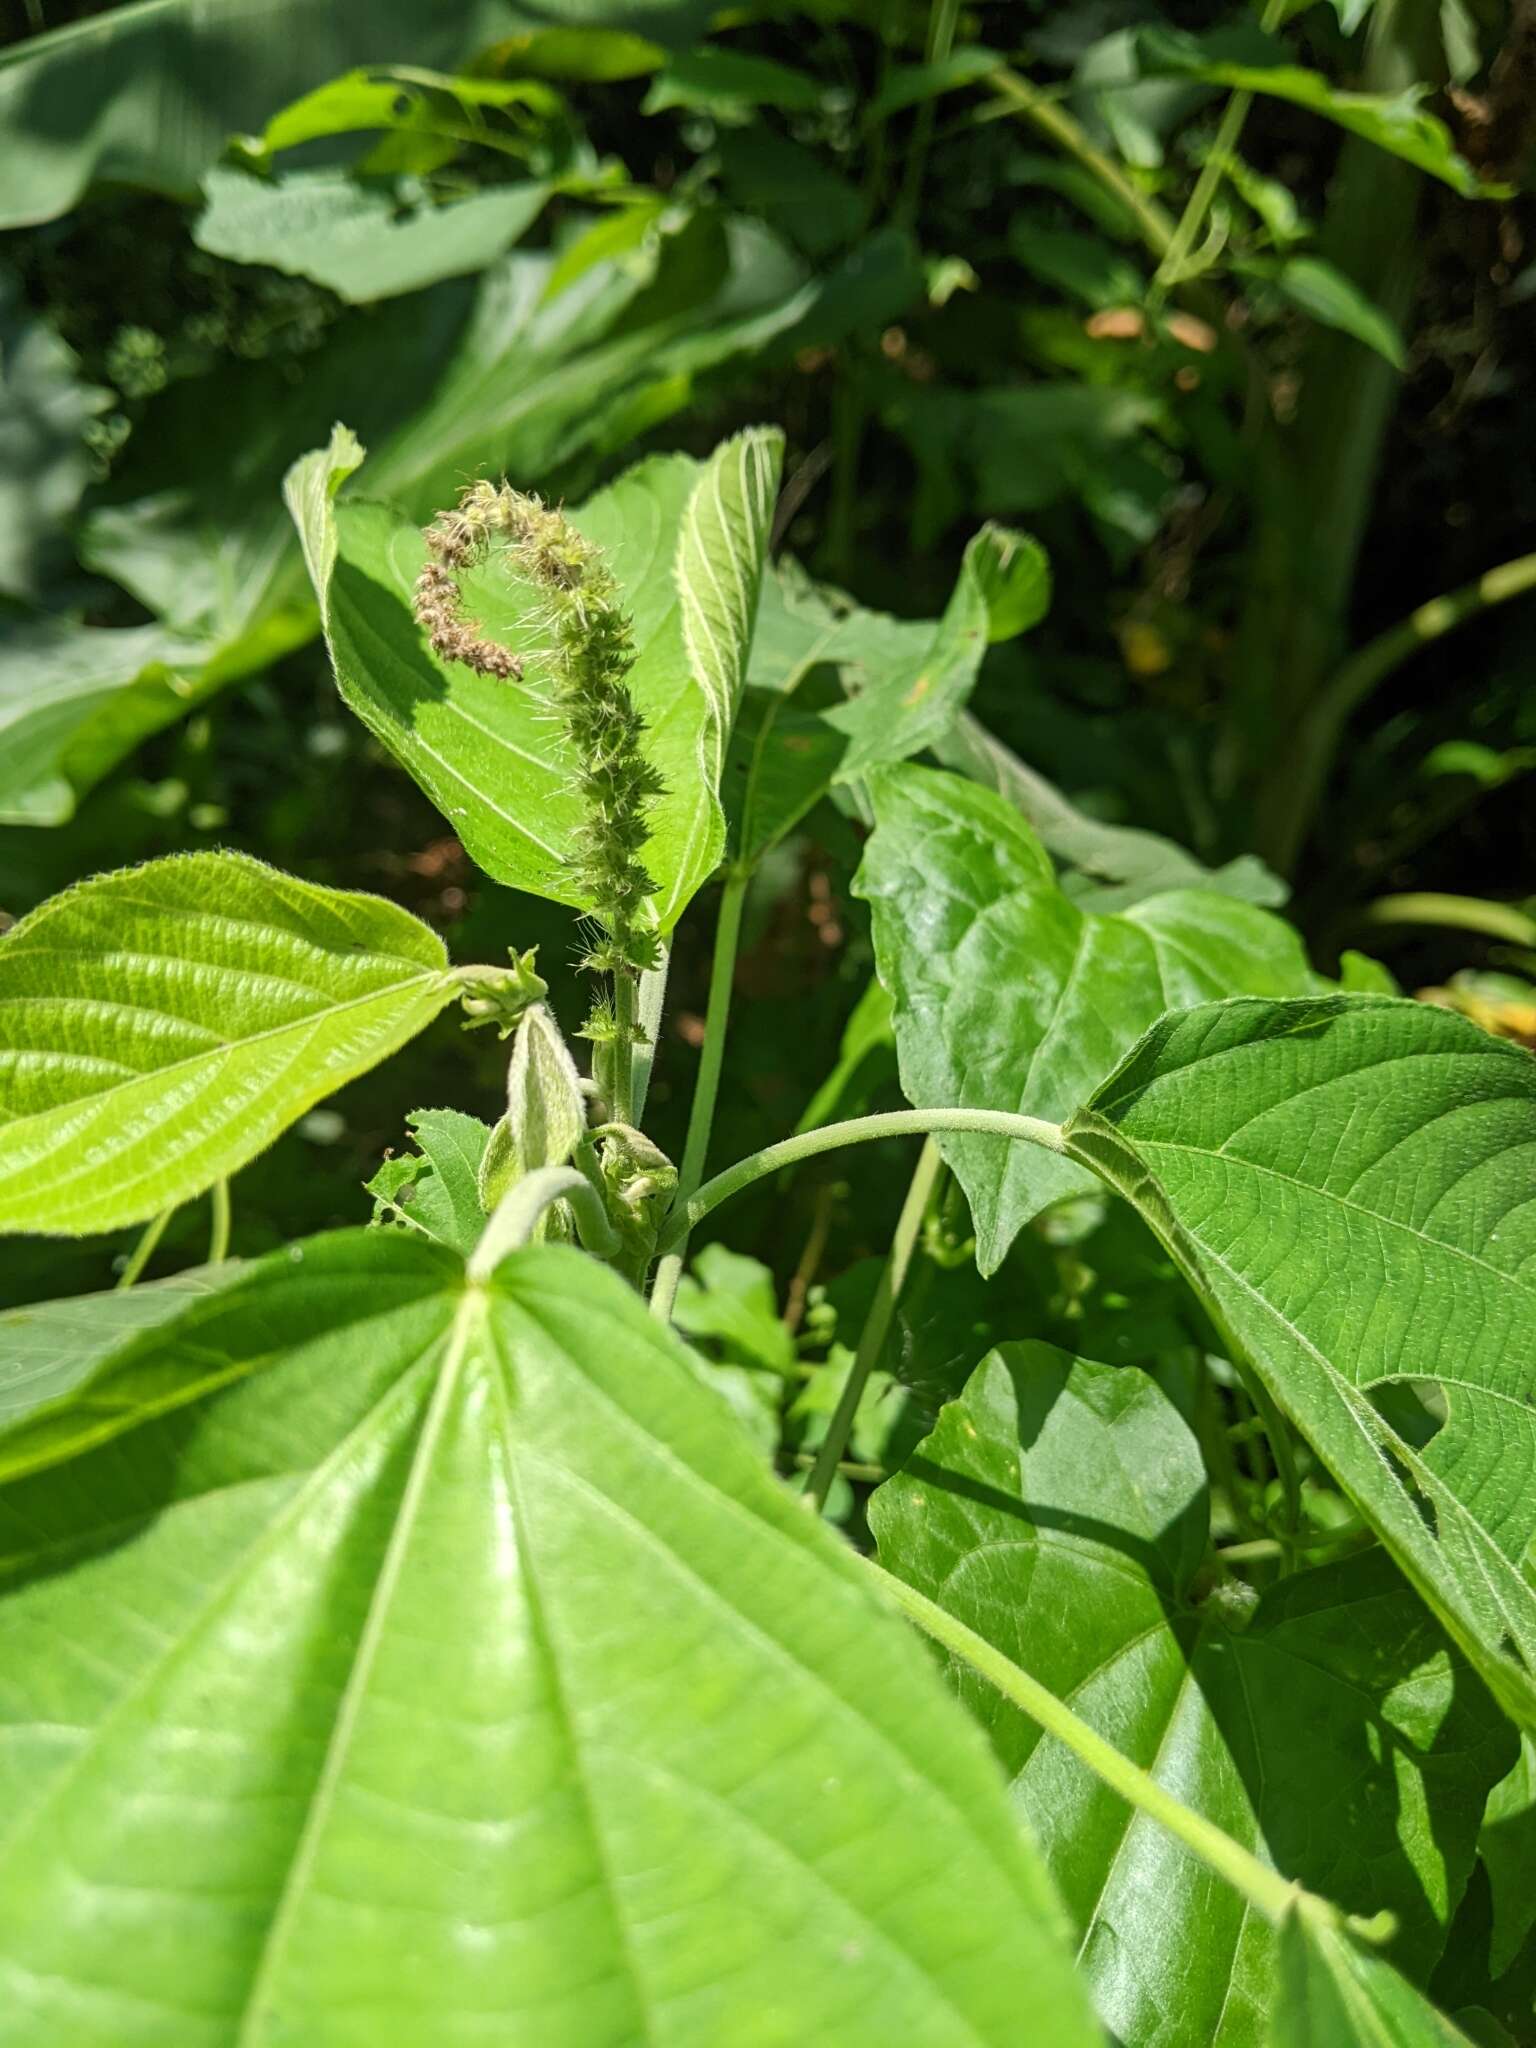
left=0, top=1235, right=1101, bottom=2048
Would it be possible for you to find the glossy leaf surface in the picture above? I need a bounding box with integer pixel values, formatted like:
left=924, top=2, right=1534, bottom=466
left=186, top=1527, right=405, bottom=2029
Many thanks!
left=857, top=764, right=1317, bottom=1271
left=871, top=1345, right=1512, bottom=2042
left=0, top=852, right=456, bottom=1235
left=1064, top=996, right=1536, bottom=1732
left=0, top=1235, right=1100, bottom=2048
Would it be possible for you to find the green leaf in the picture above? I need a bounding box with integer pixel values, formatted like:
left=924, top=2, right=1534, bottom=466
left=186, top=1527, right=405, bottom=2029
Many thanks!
left=0, top=852, right=458, bottom=1236
left=932, top=710, right=1288, bottom=911
left=642, top=46, right=833, bottom=119
left=826, top=527, right=1048, bottom=781
left=728, top=530, right=1048, bottom=860
left=0, top=1233, right=1102, bottom=2048
left=366, top=1107, right=492, bottom=1256
left=0, top=1265, right=236, bottom=1477
left=1134, top=28, right=1505, bottom=197
left=871, top=1346, right=1513, bottom=2040
left=1271, top=1912, right=1476, bottom=2045
left=797, top=975, right=897, bottom=1133
left=195, top=168, right=550, bottom=303
left=724, top=688, right=851, bottom=867
left=673, top=1241, right=797, bottom=1375
left=867, top=47, right=1004, bottom=120
left=1266, top=255, right=1408, bottom=368
left=856, top=765, right=1318, bottom=1272
left=294, top=426, right=780, bottom=929
left=0, top=0, right=710, bottom=228
left=0, top=617, right=217, bottom=828
left=1062, top=995, right=1536, bottom=1732
left=1480, top=1736, right=1536, bottom=1977
left=0, top=271, right=109, bottom=601
left=13, top=221, right=819, bottom=829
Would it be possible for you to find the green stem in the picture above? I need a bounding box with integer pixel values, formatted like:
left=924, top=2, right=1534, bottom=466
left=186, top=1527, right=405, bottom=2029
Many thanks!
left=1262, top=548, right=1536, bottom=875
left=611, top=972, right=637, bottom=1127
left=988, top=67, right=1179, bottom=262
left=116, top=1205, right=174, bottom=1290
left=1358, top=891, right=1536, bottom=948
left=207, top=1179, right=231, bottom=1266
left=806, top=1139, right=942, bottom=1514
left=864, top=1557, right=1324, bottom=1927
left=1149, top=93, right=1251, bottom=303
left=898, top=0, right=962, bottom=226
left=649, top=866, right=750, bottom=1323
left=470, top=1165, right=620, bottom=1282
left=631, top=943, right=671, bottom=1127
left=656, top=1107, right=1063, bottom=1257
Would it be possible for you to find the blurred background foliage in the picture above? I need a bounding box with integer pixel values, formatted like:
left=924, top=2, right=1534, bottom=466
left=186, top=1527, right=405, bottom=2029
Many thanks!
left=1, top=0, right=1533, bottom=1524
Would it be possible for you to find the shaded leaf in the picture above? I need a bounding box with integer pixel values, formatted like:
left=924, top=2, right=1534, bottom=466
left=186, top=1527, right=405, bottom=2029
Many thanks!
left=1271, top=1912, right=1475, bottom=2045
left=0, top=0, right=710, bottom=228
left=872, top=1346, right=1513, bottom=2041
left=195, top=168, right=550, bottom=303
left=1266, top=255, right=1408, bottom=368
left=1480, top=1736, right=1536, bottom=1978
left=1135, top=28, right=1505, bottom=197
left=0, top=272, right=109, bottom=601
left=0, top=1265, right=235, bottom=1475
left=0, top=852, right=457, bottom=1236
left=932, top=710, right=1288, bottom=911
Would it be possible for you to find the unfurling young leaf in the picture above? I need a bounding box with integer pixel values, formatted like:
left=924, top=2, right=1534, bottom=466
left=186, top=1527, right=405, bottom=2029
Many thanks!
left=478, top=1001, right=588, bottom=1216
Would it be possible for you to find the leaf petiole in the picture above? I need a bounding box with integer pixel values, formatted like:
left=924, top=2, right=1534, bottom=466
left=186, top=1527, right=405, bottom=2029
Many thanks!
left=863, top=1555, right=1392, bottom=1940
left=655, top=1107, right=1064, bottom=1257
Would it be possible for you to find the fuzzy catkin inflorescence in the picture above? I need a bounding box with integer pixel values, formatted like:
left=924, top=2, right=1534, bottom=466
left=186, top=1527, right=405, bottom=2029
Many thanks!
left=414, top=481, right=664, bottom=1011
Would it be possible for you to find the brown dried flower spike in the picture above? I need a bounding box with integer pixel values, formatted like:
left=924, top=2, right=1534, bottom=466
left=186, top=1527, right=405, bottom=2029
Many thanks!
left=412, top=482, right=526, bottom=681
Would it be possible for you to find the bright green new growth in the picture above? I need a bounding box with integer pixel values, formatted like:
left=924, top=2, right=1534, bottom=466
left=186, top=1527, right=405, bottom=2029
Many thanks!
left=414, top=479, right=666, bottom=1080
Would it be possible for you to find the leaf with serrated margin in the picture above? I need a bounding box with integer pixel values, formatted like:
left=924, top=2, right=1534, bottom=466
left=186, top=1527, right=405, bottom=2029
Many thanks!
left=0, top=851, right=457, bottom=1236
left=1063, top=995, right=1536, bottom=1733
left=0, top=1233, right=1101, bottom=2048
left=856, top=764, right=1319, bottom=1272
left=871, top=1344, right=1513, bottom=2042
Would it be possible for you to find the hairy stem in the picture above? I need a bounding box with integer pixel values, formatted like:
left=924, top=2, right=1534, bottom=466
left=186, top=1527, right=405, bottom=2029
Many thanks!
left=806, top=1139, right=942, bottom=1513
left=116, top=1204, right=174, bottom=1290
left=470, top=1165, right=620, bottom=1281
left=650, top=866, right=749, bottom=1322
left=610, top=973, right=638, bottom=1128
left=655, top=1108, right=1064, bottom=1256
left=864, top=1557, right=1363, bottom=1931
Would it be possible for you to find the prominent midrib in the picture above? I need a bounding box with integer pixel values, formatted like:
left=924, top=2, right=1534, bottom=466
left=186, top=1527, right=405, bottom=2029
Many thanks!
left=2, top=969, right=449, bottom=1188
left=234, top=1294, right=477, bottom=2045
